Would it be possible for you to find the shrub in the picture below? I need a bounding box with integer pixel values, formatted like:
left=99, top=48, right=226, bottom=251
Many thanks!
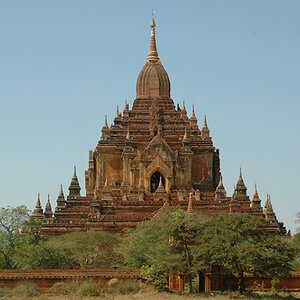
left=77, top=281, right=101, bottom=297
left=116, top=280, right=140, bottom=294
left=9, top=281, right=39, bottom=297
left=49, top=280, right=79, bottom=295
left=271, top=277, right=280, bottom=294
left=141, top=265, right=168, bottom=290
left=0, top=287, right=6, bottom=297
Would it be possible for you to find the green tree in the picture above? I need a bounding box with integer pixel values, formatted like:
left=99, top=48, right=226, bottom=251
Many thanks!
left=49, top=231, right=119, bottom=268
left=0, top=206, right=32, bottom=268
left=0, top=205, right=30, bottom=235
left=13, top=242, right=77, bottom=269
left=122, top=207, right=205, bottom=291
left=193, top=213, right=296, bottom=293
left=292, top=232, right=300, bottom=268
left=13, top=231, right=119, bottom=269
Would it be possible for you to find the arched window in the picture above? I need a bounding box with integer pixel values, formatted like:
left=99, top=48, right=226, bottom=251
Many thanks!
left=150, top=171, right=165, bottom=192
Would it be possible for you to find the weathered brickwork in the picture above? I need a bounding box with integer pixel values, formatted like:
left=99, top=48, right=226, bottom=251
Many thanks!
left=0, top=269, right=141, bottom=292
left=1, top=269, right=300, bottom=292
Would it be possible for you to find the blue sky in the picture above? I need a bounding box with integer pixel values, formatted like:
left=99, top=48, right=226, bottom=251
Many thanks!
left=0, top=1, right=299, bottom=233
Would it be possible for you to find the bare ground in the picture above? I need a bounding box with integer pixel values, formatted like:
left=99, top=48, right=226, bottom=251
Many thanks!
left=2, top=291, right=300, bottom=300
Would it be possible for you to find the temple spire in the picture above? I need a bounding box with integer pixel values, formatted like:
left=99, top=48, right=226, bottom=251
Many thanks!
left=237, top=167, right=245, bottom=186
left=59, top=184, right=64, bottom=197
left=36, top=193, right=41, bottom=208
left=147, top=13, right=159, bottom=63
left=233, top=167, right=247, bottom=197
left=215, top=175, right=227, bottom=202
left=201, top=114, right=211, bottom=140
left=102, top=114, right=110, bottom=140
left=56, top=184, right=66, bottom=212
left=44, top=194, right=53, bottom=219
left=264, top=194, right=277, bottom=223
left=190, top=104, right=198, bottom=128
left=250, top=184, right=262, bottom=210
left=180, top=100, right=187, bottom=119
left=253, top=184, right=259, bottom=200
left=33, top=193, right=43, bottom=217
left=123, top=100, right=129, bottom=118
left=104, top=114, right=109, bottom=128
left=68, top=166, right=81, bottom=196
left=116, top=105, right=120, bottom=118
left=73, top=166, right=77, bottom=178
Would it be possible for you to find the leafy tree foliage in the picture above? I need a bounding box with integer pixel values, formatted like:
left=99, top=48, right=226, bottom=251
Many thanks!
left=0, top=206, right=36, bottom=269
left=121, top=207, right=206, bottom=291
left=13, top=242, right=77, bottom=269
left=123, top=209, right=295, bottom=293
left=0, top=205, right=30, bottom=235
left=13, top=231, right=119, bottom=269
left=292, top=232, right=300, bottom=268
left=193, top=213, right=296, bottom=292
left=0, top=205, right=119, bottom=270
left=49, top=231, right=119, bottom=268
left=141, top=264, right=168, bottom=289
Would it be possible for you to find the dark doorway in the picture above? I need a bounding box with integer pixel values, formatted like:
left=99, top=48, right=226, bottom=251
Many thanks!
left=150, top=171, right=165, bottom=192
left=198, top=271, right=205, bottom=292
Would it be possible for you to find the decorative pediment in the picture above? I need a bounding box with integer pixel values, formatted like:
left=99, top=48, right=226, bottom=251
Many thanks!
left=141, top=131, right=174, bottom=161
left=145, top=154, right=172, bottom=179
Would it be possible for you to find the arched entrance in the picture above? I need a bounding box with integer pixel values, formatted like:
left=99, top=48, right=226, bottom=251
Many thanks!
left=150, top=171, right=165, bottom=192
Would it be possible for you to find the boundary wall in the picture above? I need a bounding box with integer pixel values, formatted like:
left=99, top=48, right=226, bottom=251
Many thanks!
left=0, top=269, right=141, bottom=292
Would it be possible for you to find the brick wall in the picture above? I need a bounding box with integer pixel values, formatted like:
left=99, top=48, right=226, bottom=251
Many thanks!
left=0, top=269, right=141, bottom=292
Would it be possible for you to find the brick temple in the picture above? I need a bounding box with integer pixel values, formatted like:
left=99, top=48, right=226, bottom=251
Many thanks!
left=33, top=17, right=286, bottom=236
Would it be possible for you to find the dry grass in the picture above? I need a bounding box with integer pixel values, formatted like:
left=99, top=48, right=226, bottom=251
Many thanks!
left=2, top=291, right=300, bottom=300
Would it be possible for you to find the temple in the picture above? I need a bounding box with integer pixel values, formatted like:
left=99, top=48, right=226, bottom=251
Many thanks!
left=32, top=17, right=286, bottom=236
